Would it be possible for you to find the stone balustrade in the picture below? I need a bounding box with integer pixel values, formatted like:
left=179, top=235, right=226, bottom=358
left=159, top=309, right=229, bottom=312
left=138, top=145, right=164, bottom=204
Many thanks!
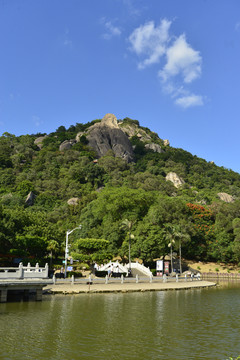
left=0, top=263, right=49, bottom=279
left=127, top=261, right=152, bottom=276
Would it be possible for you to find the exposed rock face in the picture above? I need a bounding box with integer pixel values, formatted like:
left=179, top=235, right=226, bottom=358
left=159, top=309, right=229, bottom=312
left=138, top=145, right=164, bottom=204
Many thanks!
left=59, top=139, right=76, bottom=151
left=217, top=192, right=235, bottom=203
left=75, top=132, right=84, bottom=142
left=67, top=197, right=80, bottom=206
left=120, top=123, right=152, bottom=142
left=34, top=136, right=48, bottom=149
left=163, top=139, right=170, bottom=146
left=25, top=191, right=36, bottom=206
left=145, top=143, right=163, bottom=153
left=166, top=172, right=185, bottom=188
left=101, top=113, right=118, bottom=128
left=86, top=113, right=134, bottom=162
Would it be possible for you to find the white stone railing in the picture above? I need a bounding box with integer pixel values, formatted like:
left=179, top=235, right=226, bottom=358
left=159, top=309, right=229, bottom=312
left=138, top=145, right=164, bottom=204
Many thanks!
left=0, top=263, right=49, bottom=279
left=127, top=261, right=152, bottom=276
left=98, top=261, right=128, bottom=274
left=98, top=261, right=152, bottom=277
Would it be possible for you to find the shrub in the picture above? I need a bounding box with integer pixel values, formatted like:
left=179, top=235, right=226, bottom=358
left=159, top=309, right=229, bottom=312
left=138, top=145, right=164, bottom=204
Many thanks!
left=67, top=271, right=82, bottom=278
left=151, top=269, right=157, bottom=276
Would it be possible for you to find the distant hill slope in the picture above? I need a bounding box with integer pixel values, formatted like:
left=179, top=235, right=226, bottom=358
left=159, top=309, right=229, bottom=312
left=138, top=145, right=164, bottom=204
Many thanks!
left=1, top=113, right=240, bottom=266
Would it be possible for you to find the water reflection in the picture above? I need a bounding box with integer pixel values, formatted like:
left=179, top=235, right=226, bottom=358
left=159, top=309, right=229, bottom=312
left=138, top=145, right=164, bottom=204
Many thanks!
left=0, top=284, right=240, bottom=359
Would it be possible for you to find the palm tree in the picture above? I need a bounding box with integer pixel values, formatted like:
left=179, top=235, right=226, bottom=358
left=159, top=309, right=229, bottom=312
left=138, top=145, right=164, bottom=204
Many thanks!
left=164, top=224, right=178, bottom=274
left=164, top=223, right=190, bottom=274
left=121, top=219, right=135, bottom=270
left=175, top=230, right=190, bottom=274
left=47, top=240, right=60, bottom=268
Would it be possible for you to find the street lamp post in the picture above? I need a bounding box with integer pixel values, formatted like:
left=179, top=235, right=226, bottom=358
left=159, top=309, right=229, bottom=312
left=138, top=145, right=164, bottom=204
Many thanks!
left=64, top=225, right=82, bottom=278
left=128, top=233, right=134, bottom=275
left=168, top=239, right=175, bottom=275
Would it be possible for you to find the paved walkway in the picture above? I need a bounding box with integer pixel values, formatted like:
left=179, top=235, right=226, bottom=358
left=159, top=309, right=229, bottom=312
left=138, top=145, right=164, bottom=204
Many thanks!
left=43, top=280, right=216, bottom=295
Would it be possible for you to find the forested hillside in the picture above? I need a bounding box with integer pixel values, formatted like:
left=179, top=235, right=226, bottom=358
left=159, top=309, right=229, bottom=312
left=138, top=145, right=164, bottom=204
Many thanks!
left=1, top=114, right=240, bottom=266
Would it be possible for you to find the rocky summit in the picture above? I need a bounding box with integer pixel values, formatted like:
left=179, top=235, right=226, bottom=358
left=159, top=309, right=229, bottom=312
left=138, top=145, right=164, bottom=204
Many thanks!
left=85, top=114, right=134, bottom=162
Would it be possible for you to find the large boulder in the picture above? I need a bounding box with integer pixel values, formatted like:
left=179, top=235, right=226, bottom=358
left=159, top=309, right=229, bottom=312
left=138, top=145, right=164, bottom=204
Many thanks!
left=101, top=113, right=119, bottom=128
left=34, top=135, right=48, bottom=149
left=163, top=139, right=170, bottom=146
left=59, top=139, right=76, bottom=151
left=217, top=192, right=235, bottom=203
left=145, top=143, right=163, bottom=153
left=86, top=113, right=134, bottom=162
left=166, top=172, right=185, bottom=188
left=67, top=197, right=80, bottom=206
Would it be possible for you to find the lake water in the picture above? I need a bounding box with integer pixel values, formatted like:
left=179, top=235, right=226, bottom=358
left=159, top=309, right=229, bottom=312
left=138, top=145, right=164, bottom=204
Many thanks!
left=0, top=282, right=240, bottom=360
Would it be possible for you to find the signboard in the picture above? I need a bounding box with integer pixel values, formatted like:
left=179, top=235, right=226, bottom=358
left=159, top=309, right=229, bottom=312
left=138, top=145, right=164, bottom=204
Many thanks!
left=67, top=266, right=73, bottom=271
left=164, top=261, right=169, bottom=275
left=156, top=260, right=163, bottom=271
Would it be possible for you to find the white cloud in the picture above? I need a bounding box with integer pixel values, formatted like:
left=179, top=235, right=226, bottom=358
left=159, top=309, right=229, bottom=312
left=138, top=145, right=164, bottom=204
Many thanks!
left=63, top=28, right=72, bottom=47
left=123, top=0, right=142, bottom=17
left=235, top=22, right=240, bottom=31
left=32, top=115, right=42, bottom=127
left=175, top=94, right=203, bottom=108
left=128, top=19, right=171, bottom=69
left=102, top=20, right=122, bottom=40
left=161, top=80, right=188, bottom=98
left=159, top=34, right=202, bottom=83
left=128, top=19, right=204, bottom=107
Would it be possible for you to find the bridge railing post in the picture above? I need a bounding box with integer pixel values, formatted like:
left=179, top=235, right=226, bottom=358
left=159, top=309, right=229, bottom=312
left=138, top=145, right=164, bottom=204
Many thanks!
left=19, top=262, right=24, bottom=279
left=44, top=263, right=49, bottom=278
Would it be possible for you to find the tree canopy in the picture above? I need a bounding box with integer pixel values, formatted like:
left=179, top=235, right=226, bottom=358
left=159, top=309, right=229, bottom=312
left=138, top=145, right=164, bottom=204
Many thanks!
left=1, top=117, right=240, bottom=266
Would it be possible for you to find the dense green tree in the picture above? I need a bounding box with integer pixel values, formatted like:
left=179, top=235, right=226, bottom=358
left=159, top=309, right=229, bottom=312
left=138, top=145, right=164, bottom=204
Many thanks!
left=72, top=238, right=111, bottom=263
left=1, top=117, right=240, bottom=266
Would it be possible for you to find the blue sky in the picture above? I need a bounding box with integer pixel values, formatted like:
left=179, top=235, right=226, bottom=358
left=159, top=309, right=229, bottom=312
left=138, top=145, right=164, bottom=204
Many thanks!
left=1, top=0, right=240, bottom=173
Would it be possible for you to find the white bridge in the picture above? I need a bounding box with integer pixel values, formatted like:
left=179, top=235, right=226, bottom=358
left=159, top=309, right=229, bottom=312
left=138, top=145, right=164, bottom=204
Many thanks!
left=0, top=263, right=52, bottom=302
left=0, top=263, right=49, bottom=279
left=98, top=261, right=152, bottom=277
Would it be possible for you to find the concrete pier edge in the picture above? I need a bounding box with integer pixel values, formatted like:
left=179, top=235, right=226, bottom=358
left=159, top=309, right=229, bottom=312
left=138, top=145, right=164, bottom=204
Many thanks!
left=43, top=280, right=217, bottom=296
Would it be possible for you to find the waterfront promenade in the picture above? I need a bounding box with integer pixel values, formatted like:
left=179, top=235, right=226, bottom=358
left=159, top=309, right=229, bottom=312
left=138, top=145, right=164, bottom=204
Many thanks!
left=43, top=278, right=216, bottom=295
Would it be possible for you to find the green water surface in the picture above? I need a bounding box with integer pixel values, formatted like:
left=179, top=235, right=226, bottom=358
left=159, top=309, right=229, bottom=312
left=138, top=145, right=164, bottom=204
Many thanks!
left=0, top=282, right=240, bottom=360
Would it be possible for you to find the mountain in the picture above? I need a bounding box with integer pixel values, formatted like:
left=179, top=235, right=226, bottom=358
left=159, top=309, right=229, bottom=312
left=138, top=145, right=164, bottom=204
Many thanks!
left=1, top=113, right=240, bottom=266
